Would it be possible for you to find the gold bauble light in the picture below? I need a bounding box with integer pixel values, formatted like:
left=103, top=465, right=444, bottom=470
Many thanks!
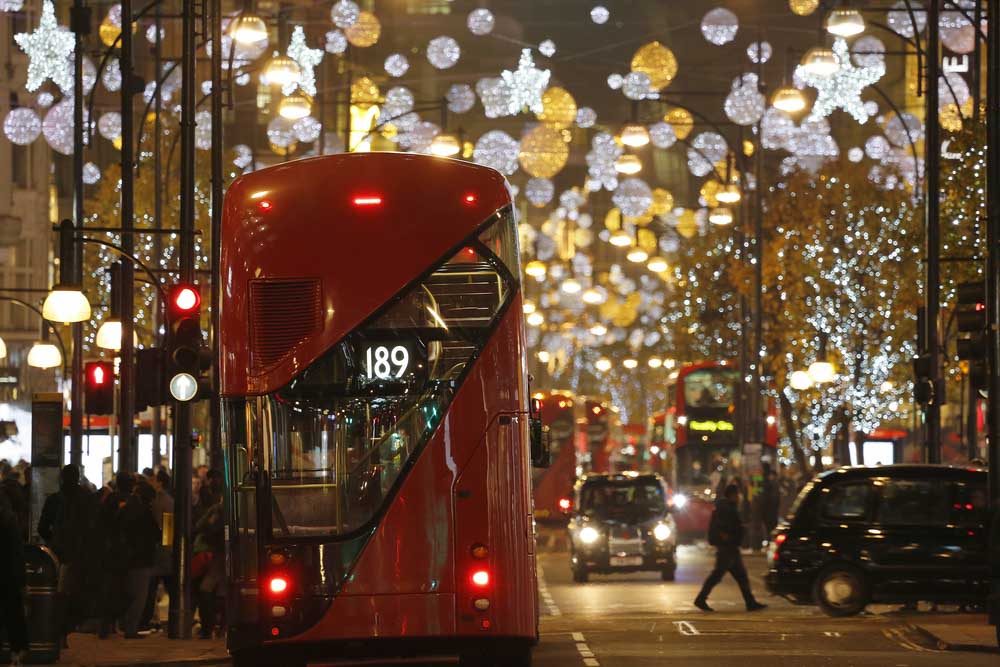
left=519, top=124, right=569, bottom=178
left=650, top=188, right=674, bottom=216
left=345, top=10, right=381, bottom=47
left=536, top=87, right=577, bottom=130
left=351, top=76, right=381, bottom=106
left=700, top=179, right=722, bottom=207
left=788, top=0, right=819, bottom=17
left=524, top=259, right=547, bottom=278
left=630, top=41, right=678, bottom=90
left=664, top=107, right=693, bottom=140
left=675, top=209, right=698, bottom=238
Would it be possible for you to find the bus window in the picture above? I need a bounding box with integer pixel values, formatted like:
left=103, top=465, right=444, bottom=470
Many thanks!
left=683, top=369, right=738, bottom=408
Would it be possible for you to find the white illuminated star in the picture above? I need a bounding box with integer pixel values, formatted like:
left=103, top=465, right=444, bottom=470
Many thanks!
left=797, top=38, right=884, bottom=124
left=500, top=48, right=550, bottom=116
left=15, top=0, right=75, bottom=93
left=283, top=26, right=323, bottom=97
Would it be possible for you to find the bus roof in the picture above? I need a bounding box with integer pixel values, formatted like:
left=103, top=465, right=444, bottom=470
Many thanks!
left=220, top=153, right=512, bottom=396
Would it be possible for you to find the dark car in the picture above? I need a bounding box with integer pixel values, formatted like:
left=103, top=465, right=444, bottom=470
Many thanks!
left=766, top=464, right=989, bottom=616
left=568, top=472, right=677, bottom=583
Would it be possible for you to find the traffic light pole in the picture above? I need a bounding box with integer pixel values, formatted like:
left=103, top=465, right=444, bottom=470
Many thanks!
left=118, top=0, right=137, bottom=472
left=923, top=0, right=943, bottom=464
left=168, top=0, right=197, bottom=641
left=986, top=0, right=1000, bottom=510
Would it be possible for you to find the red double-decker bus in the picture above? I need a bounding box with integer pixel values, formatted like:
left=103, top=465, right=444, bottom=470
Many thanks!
left=220, top=153, right=542, bottom=666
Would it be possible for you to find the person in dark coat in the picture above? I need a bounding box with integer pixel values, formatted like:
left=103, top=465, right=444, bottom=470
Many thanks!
left=119, top=480, right=160, bottom=638
left=695, top=483, right=767, bottom=612
left=97, top=472, right=135, bottom=638
left=193, top=470, right=226, bottom=639
left=0, top=490, right=28, bottom=665
left=1, top=467, right=28, bottom=541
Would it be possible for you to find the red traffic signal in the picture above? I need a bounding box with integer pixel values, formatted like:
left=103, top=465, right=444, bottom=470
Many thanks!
left=169, top=285, right=201, bottom=315
left=85, top=360, right=114, bottom=415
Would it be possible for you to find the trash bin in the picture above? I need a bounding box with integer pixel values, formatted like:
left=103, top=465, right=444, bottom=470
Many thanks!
left=23, top=545, right=60, bottom=664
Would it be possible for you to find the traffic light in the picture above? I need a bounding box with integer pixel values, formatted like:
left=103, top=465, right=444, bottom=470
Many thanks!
left=135, top=347, right=167, bottom=411
left=85, top=360, right=114, bottom=415
left=165, top=284, right=207, bottom=402
left=956, top=281, right=986, bottom=362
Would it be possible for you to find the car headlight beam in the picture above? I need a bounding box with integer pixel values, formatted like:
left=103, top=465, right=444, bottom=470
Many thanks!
left=653, top=523, right=672, bottom=542
left=672, top=493, right=688, bottom=510
left=579, top=526, right=600, bottom=544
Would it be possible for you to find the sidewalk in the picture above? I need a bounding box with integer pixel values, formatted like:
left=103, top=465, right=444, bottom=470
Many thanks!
left=908, top=615, right=998, bottom=653
left=57, top=632, right=229, bottom=667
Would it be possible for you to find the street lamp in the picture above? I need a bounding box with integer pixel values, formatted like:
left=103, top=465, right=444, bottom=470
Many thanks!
left=41, top=285, right=91, bottom=324
left=278, top=92, right=312, bottom=119
left=614, top=154, right=642, bottom=175
left=561, top=277, right=582, bottom=294
left=582, top=287, right=605, bottom=304
left=524, top=259, right=547, bottom=278
left=772, top=86, right=808, bottom=113
left=626, top=246, right=648, bottom=263
left=609, top=229, right=632, bottom=247
left=619, top=122, right=650, bottom=148
left=589, top=323, right=608, bottom=336
left=526, top=311, right=544, bottom=327
left=27, top=326, right=62, bottom=370
left=646, top=255, right=669, bottom=273
left=229, top=14, right=269, bottom=45
left=715, top=183, right=742, bottom=204
left=709, top=207, right=734, bottom=225
left=807, top=360, right=836, bottom=384
left=789, top=369, right=813, bottom=391
left=595, top=357, right=612, bottom=372
left=96, top=318, right=124, bottom=350
left=0, top=336, right=6, bottom=359
left=522, top=300, right=536, bottom=314
left=264, top=54, right=301, bottom=87
left=623, top=358, right=639, bottom=369
left=648, top=356, right=663, bottom=369
left=430, top=133, right=462, bottom=157
left=800, top=46, right=840, bottom=76
left=825, top=8, right=865, bottom=37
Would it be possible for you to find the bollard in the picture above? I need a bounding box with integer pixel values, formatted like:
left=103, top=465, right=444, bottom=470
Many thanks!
left=23, top=545, right=60, bottom=664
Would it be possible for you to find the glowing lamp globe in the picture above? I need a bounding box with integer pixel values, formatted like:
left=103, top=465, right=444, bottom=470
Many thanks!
left=96, top=318, right=123, bottom=351
left=772, top=86, right=807, bottom=113
left=27, top=341, right=62, bottom=369
left=709, top=207, right=734, bottom=225
left=595, top=357, right=612, bottom=372
left=430, top=133, right=462, bottom=157
left=614, top=154, right=642, bottom=175
left=0, top=335, right=6, bottom=359
left=609, top=229, right=632, bottom=247
left=789, top=370, right=813, bottom=391
left=825, top=8, right=865, bottom=37
left=715, top=184, right=742, bottom=204
left=619, top=123, right=650, bottom=148
left=623, top=358, right=639, bottom=370
left=807, top=361, right=836, bottom=384
left=264, top=55, right=302, bottom=88
left=524, top=260, right=547, bottom=278
left=526, top=311, right=545, bottom=327
left=522, top=300, right=537, bottom=315
left=230, top=15, right=269, bottom=45
left=537, top=350, right=550, bottom=363
left=648, top=356, right=663, bottom=369
left=589, top=323, right=608, bottom=336
left=561, top=278, right=582, bottom=294
left=170, top=372, right=198, bottom=402
left=800, top=47, right=840, bottom=76
left=646, top=256, right=668, bottom=273
left=42, top=287, right=91, bottom=324
left=626, top=247, right=648, bottom=263
left=278, top=93, right=312, bottom=120
left=582, top=287, right=605, bottom=304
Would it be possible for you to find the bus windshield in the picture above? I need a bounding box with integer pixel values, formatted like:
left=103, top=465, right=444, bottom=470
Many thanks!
left=227, top=209, right=517, bottom=539
left=683, top=368, right=738, bottom=409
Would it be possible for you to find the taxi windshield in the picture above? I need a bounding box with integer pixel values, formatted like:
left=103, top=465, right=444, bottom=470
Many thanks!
left=580, top=481, right=666, bottom=521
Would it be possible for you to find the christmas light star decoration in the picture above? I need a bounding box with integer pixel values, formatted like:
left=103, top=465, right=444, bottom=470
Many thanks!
left=500, top=49, right=550, bottom=116
left=283, top=26, right=323, bottom=97
left=796, top=38, right=884, bottom=124
left=15, top=0, right=75, bottom=93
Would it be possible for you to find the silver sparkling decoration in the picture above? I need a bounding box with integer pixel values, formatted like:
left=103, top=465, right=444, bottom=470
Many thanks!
left=607, top=73, right=623, bottom=90
left=797, top=38, right=884, bottom=124
left=195, top=110, right=212, bottom=151
left=101, top=57, right=122, bottom=92
left=864, top=135, right=890, bottom=160
left=539, top=39, right=556, bottom=58
left=325, top=30, right=348, bottom=55
left=233, top=144, right=253, bottom=169
left=285, top=26, right=323, bottom=97
left=381, top=86, right=414, bottom=121
left=762, top=108, right=796, bottom=150
left=426, top=36, right=461, bottom=70
left=686, top=132, right=728, bottom=177
left=576, top=107, right=597, bottom=128
left=0, top=0, right=24, bottom=10
left=747, top=41, right=771, bottom=64
left=36, top=92, right=54, bottom=108
left=330, top=0, right=360, bottom=29
left=499, top=49, right=550, bottom=115
left=723, top=73, right=765, bottom=126
left=446, top=84, right=476, bottom=114
left=473, top=130, right=519, bottom=175
left=42, top=98, right=75, bottom=155
left=98, top=111, right=121, bottom=140
left=613, top=178, right=653, bottom=218
left=887, top=1, right=925, bottom=38
left=649, top=121, right=676, bottom=149
left=848, top=147, right=864, bottom=162
left=851, top=36, right=886, bottom=69
left=591, top=6, right=610, bottom=24
left=525, top=178, right=555, bottom=206
left=476, top=77, right=511, bottom=118
left=622, top=71, right=652, bottom=100
left=267, top=116, right=296, bottom=148
left=82, top=161, right=101, bottom=184
left=701, top=7, right=739, bottom=46
left=939, top=72, right=971, bottom=108
left=467, top=8, right=495, bottom=36
left=14, top=0, right=75, bottom=92
left=3, top=107, right=41, bottom=145
left=293, top=116, right=321, bottom=143
left=940, top=1, right=977, bottom=55
left=884, top=112, right=923, bottom=147
left=384, top=53, right=409, bottom=78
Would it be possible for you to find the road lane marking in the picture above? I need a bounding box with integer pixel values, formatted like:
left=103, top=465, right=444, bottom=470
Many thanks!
left=536, top=566, right=562, bottom=617
left=673, top=620, right=700, bottom=636
left=572, top=632, right=585, bottom=642
left=824, top=631, right=841, bottom=637
left=883, top=628, right=931, bottom=652
left=572, top=632, right=600, bottom=667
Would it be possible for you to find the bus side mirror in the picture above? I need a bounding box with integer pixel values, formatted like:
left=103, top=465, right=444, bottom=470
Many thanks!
left=530, top=418, right=550, bottom=468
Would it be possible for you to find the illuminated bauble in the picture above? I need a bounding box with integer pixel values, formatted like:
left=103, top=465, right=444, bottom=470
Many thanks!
left=351, top=76, right=380, bottom=106
left=724, top=73, right=765, bottom=126
left=536, top=87, right=577, bottom=129
left=595, top=358, right=612, bottom=372
left=687, top=131, right=728, bottom=177
left=381, top=86, right=414, bottom=119
left=701, top=8, right=739, bottom=45
left=630, top=41, right=677, bottom=90
left=887, top=0, right=925, bottom=38
left=0, top=0, right=23, bottom=10
left=747, top=41, right=772, bottom=64
left=476, top=77, right=510, bottom=118
left=98, top=111, right=121, bottom=140
left=789, top=370, right=813, bottom=391
left=397, top=121, right=440, bottom=153
left=650, top=188, right=674, bottom=215
left=447, top=84, right=476, bottom=113
left=675, top=210, right=698, bottom=238
left=883, top=111, right=923, bottom=147
left=345, top=11, right=380, bottom=47
left=325, top=30, right=348, bottom=54
left=647, top=121, right=675, bottom=149
left=194, top=110, right=212, bottom=150
left=613, top=178, right=653, bottom=218
left=82, top=161, right=101, bottom=184
left=664, top=107, right=693, bottom=139
left=292, top=116, right=321, bottom=143
left=99, top=17, right=122, bottom=48
left=473, top=130, right=520, bottom=175
left=467, top=8, right=495, bottom=35
left=576, top=107, right=597, bottom=128
left=518, top=124, right=568, bottom=178
left=847, top=147, right=864, bottom=162
left=700, top=179, right=721, bottom=206
left=42, top=98, right=75, bottom=155
left=864, top=134, right=890, bottom=160
left=267, top=116, right=296, bottom=148
left=80, top=56, right=97, bottom=95
left=330, top=0, right=360, bottom=29
left=101, top=57, right=121, bottom=91
left=539, top=39, right=556, bottom=57
left=3, top=107, right=41, bottom=145
left=36, top=92, right=53, bottom=108
left=427, top=36, right=461, bottom=69
left=851, top=36, right=885, bottom=69
left=384, top=53, right=409, bottom=78
left=607, top=73, right=623, bottom=90
left=575, top=228, right=594, bottom=248
left=940, top=2, right=978, bottom=55
left=622, top=71, right=652, bottom=100
left=525, top=177, right=555, bottom=207
left=591, top=6, right=610, bottom=24
left=788, top=0, right=818, bottom=16
left=233, top=144, right=253, bottom=169
left=939, top=72, right=971, bottom=108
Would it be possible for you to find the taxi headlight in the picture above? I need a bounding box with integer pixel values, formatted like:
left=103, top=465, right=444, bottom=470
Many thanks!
left=579, top=526, right=600, bottom=545
left=672, top=493, right=688, bottom=510
left=653, top=523, right=672, bottom=542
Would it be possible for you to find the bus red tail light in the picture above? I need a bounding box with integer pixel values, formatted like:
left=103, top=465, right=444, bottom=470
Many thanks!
left=464, top=193, right=477, bottom=204
left=558, top=497, right=572, bottom=512
left=268, top=575, right=289, bottom=595
left=471, top=569, right=490, bottom=588
left=352, top=195, right=383, bottom=206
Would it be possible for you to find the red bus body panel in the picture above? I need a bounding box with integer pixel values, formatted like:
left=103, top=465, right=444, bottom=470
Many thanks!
left=532, top=394, right=577, bottom=523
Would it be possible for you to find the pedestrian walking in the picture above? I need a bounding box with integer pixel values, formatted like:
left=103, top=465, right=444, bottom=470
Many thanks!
left=0, top=489, right=28, bottom=665
left=119, top=479, right=160, bottom=638
left=140, top=469, right=174, bottom=631
left=193, top=470, right=225, bottom=639
left=97, top=472, right=135, bottom=638
left=694, top=483, right=767, bottom=612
